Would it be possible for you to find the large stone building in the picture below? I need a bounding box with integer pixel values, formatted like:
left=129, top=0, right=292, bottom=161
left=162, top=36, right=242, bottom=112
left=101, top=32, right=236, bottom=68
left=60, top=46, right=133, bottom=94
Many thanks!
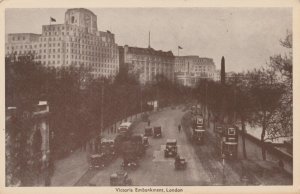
left=175, top=56, right=216, bottom=86
left=5, top=8, right=119, bottom=78
left=120, top=45, right=175, bottom=84
left=213, top=70, right=221, bottom=82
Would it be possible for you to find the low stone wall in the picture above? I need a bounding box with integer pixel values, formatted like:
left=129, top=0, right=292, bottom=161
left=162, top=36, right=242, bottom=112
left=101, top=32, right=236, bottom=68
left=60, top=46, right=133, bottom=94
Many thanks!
left=237, top=130, right=293, bottom=175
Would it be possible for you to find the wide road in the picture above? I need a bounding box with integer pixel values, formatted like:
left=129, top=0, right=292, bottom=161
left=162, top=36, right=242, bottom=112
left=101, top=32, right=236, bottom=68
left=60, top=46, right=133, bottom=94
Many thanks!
left=76, top=107, right=211, bottom=186
left=74, top=106, right=292, bottom=186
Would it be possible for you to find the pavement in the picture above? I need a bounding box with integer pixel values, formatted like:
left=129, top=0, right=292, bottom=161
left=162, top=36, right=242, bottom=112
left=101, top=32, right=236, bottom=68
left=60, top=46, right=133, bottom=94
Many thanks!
left=50, top=106, right=292, bottom=186
left=50, top=114, right=142, bottom=186
left=51, top=149, right=88, bottom=186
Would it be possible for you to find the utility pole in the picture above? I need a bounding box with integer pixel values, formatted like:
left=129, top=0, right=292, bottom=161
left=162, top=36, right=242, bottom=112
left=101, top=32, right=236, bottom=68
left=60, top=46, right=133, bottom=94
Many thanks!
left=140, top=86, right=143, bottom=113
left=233, top=85, right=236, bottom=123
left=222, top=154, right=226, bottom=185
left=148, top=31, right=151, bottom=48
left=205, top=81, right=208, bottom=125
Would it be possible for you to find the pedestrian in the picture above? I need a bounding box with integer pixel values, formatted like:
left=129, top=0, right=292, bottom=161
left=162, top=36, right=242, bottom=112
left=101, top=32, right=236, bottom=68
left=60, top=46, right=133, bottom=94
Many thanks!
left=148, top=119, right=151, bottom=126
left=178, top=124, right=181, bottom=133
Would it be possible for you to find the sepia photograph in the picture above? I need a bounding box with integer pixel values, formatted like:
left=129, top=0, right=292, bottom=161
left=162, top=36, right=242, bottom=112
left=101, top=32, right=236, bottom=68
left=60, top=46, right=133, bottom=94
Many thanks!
left=1, top=0, right=299, bottom=193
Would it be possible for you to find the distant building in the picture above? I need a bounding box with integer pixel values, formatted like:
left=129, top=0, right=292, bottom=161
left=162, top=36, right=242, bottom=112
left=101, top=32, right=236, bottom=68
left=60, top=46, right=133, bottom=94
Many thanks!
left=213, top=70, right=221, bottom=82
left=5, top=8, right=119, bottom=78
left=120, top=45, right=175, bottom=84
left=174, top=56, right=216, bottom=87
left=226, top=71, right=236, bottom=82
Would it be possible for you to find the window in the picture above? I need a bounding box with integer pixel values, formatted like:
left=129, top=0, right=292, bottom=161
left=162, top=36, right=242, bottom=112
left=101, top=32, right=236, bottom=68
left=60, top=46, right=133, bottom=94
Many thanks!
left=228, top=128, right=236, bottom=135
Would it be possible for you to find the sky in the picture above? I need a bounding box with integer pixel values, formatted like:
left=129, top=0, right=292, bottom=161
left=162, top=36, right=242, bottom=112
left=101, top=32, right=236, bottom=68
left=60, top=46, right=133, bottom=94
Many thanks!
left=5, top=8, right=292, bottom=72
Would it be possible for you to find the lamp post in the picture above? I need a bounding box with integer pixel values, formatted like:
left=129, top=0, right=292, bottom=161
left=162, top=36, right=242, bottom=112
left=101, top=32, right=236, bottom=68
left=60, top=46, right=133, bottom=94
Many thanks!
left=140, top=85, right=143, bottom=113
left=233, top=85, right=237, bottom=123
left=222, top=153, right=226, bottom=185
left=205, top=81, right=208, bottom=127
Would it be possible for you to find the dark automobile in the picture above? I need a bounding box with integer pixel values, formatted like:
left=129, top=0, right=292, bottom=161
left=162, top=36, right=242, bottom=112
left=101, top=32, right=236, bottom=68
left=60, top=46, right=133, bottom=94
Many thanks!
left=164, top=139, right=177, bottom=157
left=110, top=171, right=132, bottom=186
left=120, top=141, right=140, bottom=170
left=144, top=127, right=153, bottom=136
left=89, top=153, right=106, bottom=169
left=130, top=134, right=146, bottom=156
left=174, top=155, right=187, bottom=170
left=101, top=139, right=116, bottom=157
left=143, top=136, right=149, bottom=147
left=153, top=126, right=162, bottom=138
left=114, top=134, right=131, bottom=154
left=121, top=152, right=139, bottom=170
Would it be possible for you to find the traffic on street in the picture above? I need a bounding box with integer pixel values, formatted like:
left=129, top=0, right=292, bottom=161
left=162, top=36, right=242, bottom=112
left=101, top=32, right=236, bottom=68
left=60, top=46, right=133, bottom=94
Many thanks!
left=71, top=105, right=291, bottom=186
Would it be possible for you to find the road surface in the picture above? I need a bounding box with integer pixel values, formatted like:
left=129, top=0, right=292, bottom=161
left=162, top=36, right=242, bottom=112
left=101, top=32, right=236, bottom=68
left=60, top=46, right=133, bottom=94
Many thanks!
left=73, top=106, right=292, bottom=186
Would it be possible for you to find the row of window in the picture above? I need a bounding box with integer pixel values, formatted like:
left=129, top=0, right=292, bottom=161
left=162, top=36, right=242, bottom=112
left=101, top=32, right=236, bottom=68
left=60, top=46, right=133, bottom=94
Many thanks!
left=41, top=59, right=118, bottom=70
left=130, top=56, right=173, bottom=63
left=41, top=35, right=114, bottom=46
left=132, top=60, right=173, bottom=66
left=43, top=28, right=113, bottom=43
left=7, top=42, right=117, bottom=54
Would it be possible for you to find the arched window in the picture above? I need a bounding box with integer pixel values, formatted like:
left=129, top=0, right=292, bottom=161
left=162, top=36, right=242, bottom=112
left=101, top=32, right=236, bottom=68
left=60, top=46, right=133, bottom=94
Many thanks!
left=71, top=16, right=75, bottom=23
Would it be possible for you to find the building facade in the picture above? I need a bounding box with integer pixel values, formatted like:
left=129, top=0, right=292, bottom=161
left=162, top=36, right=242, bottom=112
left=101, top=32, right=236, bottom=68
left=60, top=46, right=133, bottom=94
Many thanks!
left=5, top=8, right=119, bottom=78
left=213, top=70, right=221, bottom=82
left=175, top=56, right=216, bottom=86
left=121, top=45, right=175, bottom=84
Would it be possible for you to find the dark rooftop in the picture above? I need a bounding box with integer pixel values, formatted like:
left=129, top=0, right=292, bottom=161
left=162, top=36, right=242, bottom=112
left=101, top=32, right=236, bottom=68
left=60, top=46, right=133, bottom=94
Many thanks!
left=126, top=46, right=174, bottom=57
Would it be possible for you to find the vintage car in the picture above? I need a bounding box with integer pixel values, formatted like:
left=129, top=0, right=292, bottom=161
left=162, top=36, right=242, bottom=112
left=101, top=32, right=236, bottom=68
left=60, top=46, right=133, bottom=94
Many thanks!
left=121, top=153, right=139, bottom=170
left=164, top=139, right=177, bottom=157
left=153, top=126, right=162, bottom=138
left=143, top=136, right=150, bottom=148
left=144, top=127, right=153, bottom=137
left=130, top=134, right=146, bottom=156
left=120, top=141, right=140, bottom=170
left=110, top=171, right=132, bottom=186
left=118, top=122, right=132, bottom=137
left=114, top=134, right=130, bottom=154
left=174, top=155, right=187, bottom=170
left=101, top=139, right=116, bottom=157
left=89, top=153, right=106, bottom=169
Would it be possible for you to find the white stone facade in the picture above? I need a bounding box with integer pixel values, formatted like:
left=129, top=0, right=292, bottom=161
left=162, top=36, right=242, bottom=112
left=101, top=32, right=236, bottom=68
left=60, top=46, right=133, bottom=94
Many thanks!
left=5, top=8, right=119, bottom=78
left=175, top=56, right=216, bottom=86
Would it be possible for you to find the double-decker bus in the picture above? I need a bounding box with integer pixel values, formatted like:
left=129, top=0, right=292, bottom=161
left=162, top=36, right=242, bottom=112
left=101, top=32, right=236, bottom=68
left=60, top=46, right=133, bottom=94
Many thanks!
left=217, top=125, right=238, bottom=159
